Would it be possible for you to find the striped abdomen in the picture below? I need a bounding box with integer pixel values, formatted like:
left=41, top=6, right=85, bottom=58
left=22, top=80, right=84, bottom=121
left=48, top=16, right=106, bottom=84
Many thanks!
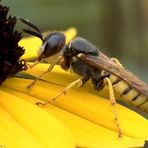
left=109, top=74, right=148, bottom=113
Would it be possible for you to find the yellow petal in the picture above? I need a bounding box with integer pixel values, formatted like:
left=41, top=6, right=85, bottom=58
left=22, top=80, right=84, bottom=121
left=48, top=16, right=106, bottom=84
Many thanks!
left=0, top=89, right=75, bottom=148
left=19, top=36, right=41, bottom=60
left=0, top=106, right=42, bottom=148
left=64, top=27, right=77, bottom=44
left=1, top=87, right=145, bottom=148
left=2, top=64, right=148, bottom=140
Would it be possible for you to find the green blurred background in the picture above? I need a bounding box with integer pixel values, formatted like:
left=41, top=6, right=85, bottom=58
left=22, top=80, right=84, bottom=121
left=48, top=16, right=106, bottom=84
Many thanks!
left=2, top=0, right=148, bottom=82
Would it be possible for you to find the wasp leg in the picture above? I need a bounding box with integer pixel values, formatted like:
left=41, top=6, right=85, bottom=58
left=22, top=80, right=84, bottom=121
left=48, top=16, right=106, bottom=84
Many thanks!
left=104, top=77, right=122, bottom=138
left=36, top=78, right=83, bottom=106
left=92, top=73, right=110, bottom=91
left=27, top=60, right=40, bottom=69
left=111, top=58, right=124, bottom=68
left=28, top=56, right=62, bottom=89
left=79, top=76, right=90, bottom=87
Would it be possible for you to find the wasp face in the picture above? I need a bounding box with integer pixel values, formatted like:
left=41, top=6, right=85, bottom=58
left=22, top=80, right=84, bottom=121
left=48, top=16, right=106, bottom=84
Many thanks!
left=38, top=32, right=65, bottom=61
left=18, top=17, right=66, bottom=62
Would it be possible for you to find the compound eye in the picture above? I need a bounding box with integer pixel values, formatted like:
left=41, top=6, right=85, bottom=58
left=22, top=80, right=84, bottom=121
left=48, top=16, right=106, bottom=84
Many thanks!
left=38, top=33, right=65, bottom=61
left=46, top=35, right=59, bottom=49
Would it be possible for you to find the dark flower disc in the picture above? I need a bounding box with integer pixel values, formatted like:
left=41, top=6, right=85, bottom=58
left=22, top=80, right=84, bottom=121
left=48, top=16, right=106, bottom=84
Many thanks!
left=0, top=3, right=27, bottom=84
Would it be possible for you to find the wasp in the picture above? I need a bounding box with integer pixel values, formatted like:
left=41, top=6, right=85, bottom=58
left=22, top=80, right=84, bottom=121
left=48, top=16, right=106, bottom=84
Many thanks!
left=19, top=17, right=148, bottom=137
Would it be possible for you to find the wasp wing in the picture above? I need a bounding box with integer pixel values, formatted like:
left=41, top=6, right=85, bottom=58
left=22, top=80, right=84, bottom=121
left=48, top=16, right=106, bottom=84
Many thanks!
left=78, top=52, right=148, bottom=97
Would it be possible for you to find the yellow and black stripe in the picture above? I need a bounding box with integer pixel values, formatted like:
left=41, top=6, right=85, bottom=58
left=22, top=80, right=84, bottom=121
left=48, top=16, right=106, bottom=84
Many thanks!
left=78, top=53, right=148, bottom=113
left=109, top=74, right=148, bottom=113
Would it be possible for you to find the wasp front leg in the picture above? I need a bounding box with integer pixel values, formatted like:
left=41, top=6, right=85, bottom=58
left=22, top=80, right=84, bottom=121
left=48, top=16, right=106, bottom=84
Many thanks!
left=26, top=60, right=40, bottom=69
left=28, top=56, right=62, bottom=89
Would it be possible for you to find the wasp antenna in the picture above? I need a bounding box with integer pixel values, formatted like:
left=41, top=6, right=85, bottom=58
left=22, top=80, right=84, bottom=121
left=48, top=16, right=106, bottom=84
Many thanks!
left=23, top=29, right=43, bottom=41
left=18, top=16, right=42, bottom=34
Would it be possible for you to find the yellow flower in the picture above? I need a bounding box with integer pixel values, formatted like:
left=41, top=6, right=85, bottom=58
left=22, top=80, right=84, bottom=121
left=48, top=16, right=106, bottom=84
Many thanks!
left=0, top=27, right=148, bottom=148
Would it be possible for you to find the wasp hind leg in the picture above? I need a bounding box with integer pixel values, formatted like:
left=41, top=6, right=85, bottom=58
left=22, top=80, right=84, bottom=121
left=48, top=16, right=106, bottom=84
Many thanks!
left=28, top=56, right=62, bottom=89
left=104, top=77, right=122, bottom=138
left=111, top=58, right=124, bottom=68
left=36, top=78, right=84, bottom=106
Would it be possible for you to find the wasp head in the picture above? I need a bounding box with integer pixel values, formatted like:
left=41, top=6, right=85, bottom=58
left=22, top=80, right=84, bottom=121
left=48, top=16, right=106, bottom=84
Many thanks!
left=38, top=32, right=65, bottom=61
left=18, top=17, right=66, bottom=61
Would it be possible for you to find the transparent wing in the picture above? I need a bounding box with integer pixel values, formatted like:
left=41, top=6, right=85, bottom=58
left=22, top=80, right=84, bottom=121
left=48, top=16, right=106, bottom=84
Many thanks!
left=79, top=52, right=148, bottom=97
